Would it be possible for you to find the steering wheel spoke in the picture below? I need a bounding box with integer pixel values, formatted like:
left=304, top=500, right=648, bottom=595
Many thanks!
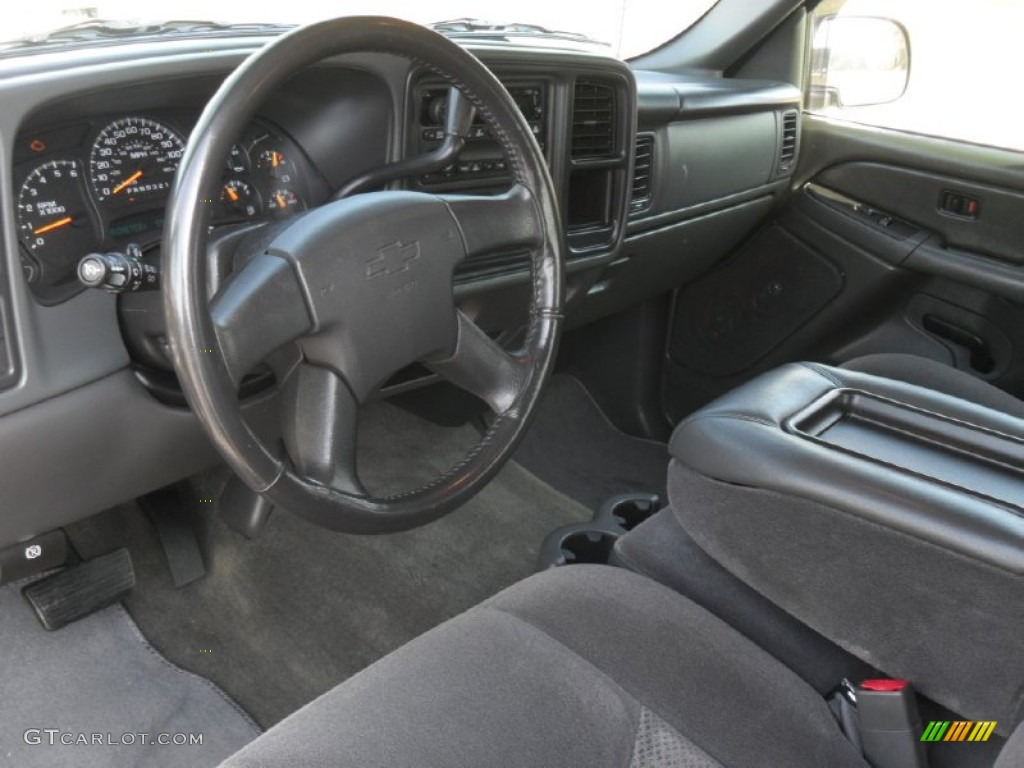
left=440, top=184, right=544, bottom=261
left=426, top=311, right=525, bottom=414
left=209, top=253, right=313, bottom=387
left=281, top=363, right=365, bottom=496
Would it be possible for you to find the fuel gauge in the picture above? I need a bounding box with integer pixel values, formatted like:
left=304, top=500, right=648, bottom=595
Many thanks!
left=267, top=188, right=302, bottom=217
left=221, top=179, right=261, bottom=219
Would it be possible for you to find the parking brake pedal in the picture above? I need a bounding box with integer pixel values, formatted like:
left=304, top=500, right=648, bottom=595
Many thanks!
left=23, top=548, right=135, bottom=631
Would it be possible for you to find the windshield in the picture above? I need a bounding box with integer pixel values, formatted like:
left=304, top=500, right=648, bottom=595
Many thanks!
left=7, top=0, right=719, bottom=59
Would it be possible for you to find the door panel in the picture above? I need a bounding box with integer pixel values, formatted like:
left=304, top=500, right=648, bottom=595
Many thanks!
left=662, top=115, right=1024, bottom=420
left=815, top=162, right=1024, bottom=265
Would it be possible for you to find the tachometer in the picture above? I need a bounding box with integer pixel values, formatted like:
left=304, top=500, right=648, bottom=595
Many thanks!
left=89, top=117, right=185, bottom=203
left=17, top=160, right=99, bottom=265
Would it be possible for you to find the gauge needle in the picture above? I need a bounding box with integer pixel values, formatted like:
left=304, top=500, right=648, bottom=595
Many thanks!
left=225, top=186, right=240, bottom=202
left=276, top=193, right=287, bottom=208
left=33, top=216, right=73, bottom=235
left=112, top=170, right=143, bottom=195
left=272, top=152, right=280, bottom=168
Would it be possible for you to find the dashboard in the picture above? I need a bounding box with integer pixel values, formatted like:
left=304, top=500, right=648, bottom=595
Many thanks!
left=0, top=32, right=799, bottom=551
left=14, top=112, right=318, bottom=302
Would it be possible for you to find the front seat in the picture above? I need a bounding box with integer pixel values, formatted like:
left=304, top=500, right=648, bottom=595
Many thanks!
left=221, top=565, right=867, bottom=767
left=219, top=351, right=1024, bottom=767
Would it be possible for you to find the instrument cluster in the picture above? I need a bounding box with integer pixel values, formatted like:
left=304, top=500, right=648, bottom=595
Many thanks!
left=13, top=113, right=314, bottom=302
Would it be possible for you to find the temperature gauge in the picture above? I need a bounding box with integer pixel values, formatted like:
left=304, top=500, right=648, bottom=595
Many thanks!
left=221, top=179, right=261, bottom=219
left=257, top=149, right=292, bottom=181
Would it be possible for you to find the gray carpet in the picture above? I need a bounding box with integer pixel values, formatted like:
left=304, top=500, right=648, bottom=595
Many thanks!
left=514, top=376, right=669, bottom=510
left=69, top=399, right=590, bottom=727
left=0, top=576, right=258, bottom=767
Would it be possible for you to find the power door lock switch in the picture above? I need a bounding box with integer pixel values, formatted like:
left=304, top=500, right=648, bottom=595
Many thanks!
left=939, top=190, right=980, bottom=219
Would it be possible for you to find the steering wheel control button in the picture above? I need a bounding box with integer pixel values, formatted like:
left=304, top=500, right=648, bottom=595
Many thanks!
left=78, top=244, right=159, bottom=293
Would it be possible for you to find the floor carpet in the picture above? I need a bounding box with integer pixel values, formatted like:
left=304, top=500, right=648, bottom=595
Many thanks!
left=513, top=375, right=669, bottom=510
left=69, top=398, right=591, bottom=727
left=0, top=576, right=258, bottom=767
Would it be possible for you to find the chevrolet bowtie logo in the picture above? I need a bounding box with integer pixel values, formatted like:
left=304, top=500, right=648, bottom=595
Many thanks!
left=366, top=240, right=421, bottom=279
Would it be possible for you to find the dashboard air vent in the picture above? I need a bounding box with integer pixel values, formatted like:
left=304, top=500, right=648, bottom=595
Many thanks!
left=572, top=81, right=616, bottom=160
left=777, top=110, right=799, bottom=172
left=630, top=135, right=654, bottom=213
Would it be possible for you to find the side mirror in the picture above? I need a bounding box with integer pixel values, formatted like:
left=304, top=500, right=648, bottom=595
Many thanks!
left=810, top=16, right=910, bottom=109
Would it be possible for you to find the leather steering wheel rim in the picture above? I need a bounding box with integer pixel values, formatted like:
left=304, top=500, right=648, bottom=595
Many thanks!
left=163, top=17, right=564, bottom=534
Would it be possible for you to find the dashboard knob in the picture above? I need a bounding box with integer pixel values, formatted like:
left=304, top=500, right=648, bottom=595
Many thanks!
left=77, top=244, right=159, bottom=293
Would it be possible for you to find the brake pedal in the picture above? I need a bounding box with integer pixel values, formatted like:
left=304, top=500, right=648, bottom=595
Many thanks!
left=141, top=486, right=206, bottom=588
left=22, top=548, right=135, bottom=631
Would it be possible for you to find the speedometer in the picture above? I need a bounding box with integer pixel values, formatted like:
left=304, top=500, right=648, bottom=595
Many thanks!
left=89, top=117, right=185, bottom=203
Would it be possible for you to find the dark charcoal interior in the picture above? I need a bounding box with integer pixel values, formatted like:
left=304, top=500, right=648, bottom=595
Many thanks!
left=1, top=2, right=1023, bottom=767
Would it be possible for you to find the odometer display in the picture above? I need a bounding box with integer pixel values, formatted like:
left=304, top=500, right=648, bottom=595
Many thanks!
left=89, top=117, right=185, bottom=203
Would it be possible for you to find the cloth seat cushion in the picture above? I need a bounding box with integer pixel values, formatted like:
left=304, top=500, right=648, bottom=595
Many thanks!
left=220, top=565, right=866, bottom=767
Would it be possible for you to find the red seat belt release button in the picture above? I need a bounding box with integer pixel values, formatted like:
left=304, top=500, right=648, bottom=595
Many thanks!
left=855, top=679, right=927, bottom=768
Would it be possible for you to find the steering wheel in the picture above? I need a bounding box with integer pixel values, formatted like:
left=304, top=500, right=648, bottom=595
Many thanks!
left=163, top=17, right=564, bottom=534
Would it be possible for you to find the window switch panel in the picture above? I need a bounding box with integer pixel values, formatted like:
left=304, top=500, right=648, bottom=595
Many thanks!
left=939, top=190, right=980, bottom=219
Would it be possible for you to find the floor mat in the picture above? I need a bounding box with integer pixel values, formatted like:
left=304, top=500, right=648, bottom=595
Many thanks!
left=69, top=399, right=590, bottom=727
left=0, top=578, right=258, bottom=767
left=514, top=375, right=669, bottom=510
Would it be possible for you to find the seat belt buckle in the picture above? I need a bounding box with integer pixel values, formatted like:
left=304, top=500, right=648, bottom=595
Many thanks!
left=855, top=679, right=927, bottom=768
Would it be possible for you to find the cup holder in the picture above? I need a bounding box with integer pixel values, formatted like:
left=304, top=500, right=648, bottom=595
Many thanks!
left=552, top=529, right=620, bottom=567
left=602, top=494, right=660, bottom=532
left=537, top=493, right=662, bottom=570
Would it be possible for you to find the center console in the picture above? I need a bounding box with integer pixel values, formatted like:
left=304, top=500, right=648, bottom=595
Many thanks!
left=647, top=362, right=1024, bottom=734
